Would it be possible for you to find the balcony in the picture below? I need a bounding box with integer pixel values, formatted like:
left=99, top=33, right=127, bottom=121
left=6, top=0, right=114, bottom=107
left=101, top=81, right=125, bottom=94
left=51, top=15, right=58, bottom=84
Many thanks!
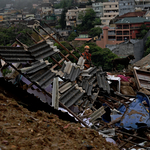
left=117, top=38, right=123, bottom=41
left=108, top=32, right=115, bottom=35
left=116, top=33, right=122, bottom=35
left=108, top=39, right=116, bottom=41
left=123, top=32, right=129, bottom=35
left=123, top=27, right=129, bottom=29
left=116, top=27, right=122, bottom=29
left=103, top=7, right=118, bottom=10
left=130, top=26, right=140, bottom=29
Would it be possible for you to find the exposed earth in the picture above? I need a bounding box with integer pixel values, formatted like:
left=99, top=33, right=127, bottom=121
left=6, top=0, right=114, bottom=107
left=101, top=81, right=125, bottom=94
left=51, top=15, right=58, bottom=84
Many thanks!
left=0, top=90, right=119, bottom=150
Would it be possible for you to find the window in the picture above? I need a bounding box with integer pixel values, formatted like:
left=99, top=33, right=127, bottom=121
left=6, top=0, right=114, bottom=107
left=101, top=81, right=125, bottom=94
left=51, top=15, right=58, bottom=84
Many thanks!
left=110, top=5, right=111, bottom=8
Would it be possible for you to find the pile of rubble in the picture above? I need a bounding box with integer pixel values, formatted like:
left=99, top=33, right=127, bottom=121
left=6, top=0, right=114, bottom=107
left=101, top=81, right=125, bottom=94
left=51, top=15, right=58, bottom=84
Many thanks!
left=0, top=25, right=150, bottom=149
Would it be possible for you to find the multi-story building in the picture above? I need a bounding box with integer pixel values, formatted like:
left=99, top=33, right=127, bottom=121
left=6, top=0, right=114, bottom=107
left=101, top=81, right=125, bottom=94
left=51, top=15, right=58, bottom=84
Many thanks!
left=101, top=2, right=119, bottom=25
left=40, top=3, right=53, bottom=15
left=54, top=8, right=63, bottom=20
left=66, top=8, right=87, bottom=27
left=92, top=2, right=103, bottom=18
left=119, top=0, right=135, bottom=16
left=96, top=17, right=150, bottom=48
left=135, top=0, right=150, bottom=10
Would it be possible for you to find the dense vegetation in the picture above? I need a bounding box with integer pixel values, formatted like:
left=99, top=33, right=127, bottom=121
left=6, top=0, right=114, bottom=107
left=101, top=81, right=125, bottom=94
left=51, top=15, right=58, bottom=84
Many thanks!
left=54, top=0, right=73, bottom=9
left=66, top=9, right=102, bottom=41
left=0, top=25, right=34, bottom=46
left=54, top=42, right=118, bottom=71
left=144, top=36, right=150, bottom=56
left=139, top=24, right=150, bottom=39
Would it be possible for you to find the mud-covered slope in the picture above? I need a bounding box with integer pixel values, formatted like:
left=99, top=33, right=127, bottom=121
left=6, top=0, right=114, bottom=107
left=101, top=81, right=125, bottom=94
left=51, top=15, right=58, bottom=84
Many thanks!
left=0, top=88, right=119, bottom=150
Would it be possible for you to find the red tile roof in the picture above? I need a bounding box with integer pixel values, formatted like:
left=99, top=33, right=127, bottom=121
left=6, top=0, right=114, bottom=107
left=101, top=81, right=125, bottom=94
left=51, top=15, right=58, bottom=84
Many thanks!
left=118, top=11, right=146, bottom=19
left=74, top=38, right=92, bottom=41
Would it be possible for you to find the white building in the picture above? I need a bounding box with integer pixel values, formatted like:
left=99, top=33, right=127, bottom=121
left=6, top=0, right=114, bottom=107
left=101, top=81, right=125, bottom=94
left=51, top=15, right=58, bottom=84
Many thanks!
left=92, top=2, right=103, bottom=18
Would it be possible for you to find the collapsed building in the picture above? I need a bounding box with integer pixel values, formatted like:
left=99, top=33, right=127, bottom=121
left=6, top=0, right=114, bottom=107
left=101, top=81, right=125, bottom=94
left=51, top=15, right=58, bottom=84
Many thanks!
left=0, top=24, right=150, bottom=149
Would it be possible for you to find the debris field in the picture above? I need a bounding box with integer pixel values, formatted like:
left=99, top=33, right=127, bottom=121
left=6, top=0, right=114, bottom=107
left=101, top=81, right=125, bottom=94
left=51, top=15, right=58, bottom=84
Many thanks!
left=0, top=25, right=150, bottom=149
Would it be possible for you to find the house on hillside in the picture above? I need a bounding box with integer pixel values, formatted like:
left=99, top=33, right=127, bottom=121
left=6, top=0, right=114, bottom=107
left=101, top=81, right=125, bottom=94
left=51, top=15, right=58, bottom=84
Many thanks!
left=97, top=17, right=150, bottom=48
left=101, top=2, right=119, bottom=25
left=40, top=3, right=53, bottom=15
left=92, top=2, right=103, bottom=18
left=72, top=32, right=93, bottom=47
left=119, top=0, right=135, bottom=16
left=66, top=8, right=87, bottom=28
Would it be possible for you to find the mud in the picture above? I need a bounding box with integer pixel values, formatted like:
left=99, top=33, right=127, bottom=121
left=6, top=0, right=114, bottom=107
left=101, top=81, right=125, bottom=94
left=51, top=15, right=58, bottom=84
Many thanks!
left=0, top=92, right=119, bottom=150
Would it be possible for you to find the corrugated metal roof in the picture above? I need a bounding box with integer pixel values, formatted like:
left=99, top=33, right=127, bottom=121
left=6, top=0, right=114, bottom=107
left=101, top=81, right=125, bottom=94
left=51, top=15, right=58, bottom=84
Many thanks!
left=0, top=41, right=58, bottom=63
left=0, top=46, right=34, bottom=63
left=97, top=71, right=110, bottom=94
left=28, top=41, right=57, bottom=60
left=115, top=17, right=150, bottom=24
left=59, top=83, right=85, bottom=108
left=57, top=61, right=83, bottom=82
left=20, top=61, right=49, bottom=74
left=118, top=11, right=146, bottom=19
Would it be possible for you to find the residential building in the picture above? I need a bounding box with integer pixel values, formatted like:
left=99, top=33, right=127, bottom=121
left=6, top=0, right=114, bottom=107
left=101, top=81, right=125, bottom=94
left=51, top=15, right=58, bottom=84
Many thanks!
left=26, top=14, right=35, bottom=20
left=17, top=14, right=23, bottom=20
left=144, top=11, right=150, bottom=19
left=135, top=0, right=150, bottom=10
left=110, top=11, right=146, bottom=24
left=33, top=4, right=39, bottom=9
left=101, top=2, right=119, bottom=25
left=0, top=16, right=3, bottom=22
left=119, top=0, right=135, bottom=16
left=115, top=17, right=150, bottom=40
left=66, top=8, right=87, bottom=28
left=40, top=3, right=53, bottom=15
left=96, top=17, right=150, bottom=48
left=54, top=8, right=63, bottom=20
left=92, top=2, right=103, bottom=18
left=6, top=4, right=13, bottom=9
left=66, top=9, right=77, bottom=27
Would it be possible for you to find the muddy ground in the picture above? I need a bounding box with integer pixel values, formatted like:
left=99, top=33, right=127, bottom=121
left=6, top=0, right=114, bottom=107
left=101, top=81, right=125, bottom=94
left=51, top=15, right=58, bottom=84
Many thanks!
left=0, top=91, right=119, bottom=150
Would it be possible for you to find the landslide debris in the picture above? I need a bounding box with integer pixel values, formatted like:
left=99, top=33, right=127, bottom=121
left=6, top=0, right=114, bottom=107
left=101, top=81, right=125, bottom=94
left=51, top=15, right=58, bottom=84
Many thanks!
left=0, top=92, right=119, bottom=150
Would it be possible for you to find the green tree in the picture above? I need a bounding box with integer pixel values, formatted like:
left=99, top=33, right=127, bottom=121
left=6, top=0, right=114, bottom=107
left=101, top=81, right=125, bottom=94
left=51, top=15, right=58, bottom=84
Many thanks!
left=76, top=9, right=96, bottom=31
left=67, top=31, right=78, bottom=41
left=144, top=36, right=150, bottom=56
left=77, top=43, right=118, bottom=71
left=93, top=18, right=101, bottom=25
left=0, top=25, right=34, bottom=46
left=88, top=27, right=102, bottom=37
left=54, top=0, right=73, bottom=8
left=52, top=41, right=118, bottom=71
left=144, top=47, right=150, bottom=56
left=59, top=8, right=68, bottom=29
left=139, top=24, right=150, bottom=39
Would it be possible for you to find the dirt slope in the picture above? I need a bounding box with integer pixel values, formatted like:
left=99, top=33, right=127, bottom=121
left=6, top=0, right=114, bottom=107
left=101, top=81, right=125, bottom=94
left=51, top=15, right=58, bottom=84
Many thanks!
left=0, top=92, right=119, bottom=150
